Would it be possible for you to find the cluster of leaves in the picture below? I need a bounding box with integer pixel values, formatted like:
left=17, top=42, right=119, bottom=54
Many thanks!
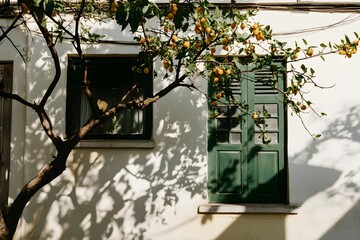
left=112, top=0, right=360, bottom=139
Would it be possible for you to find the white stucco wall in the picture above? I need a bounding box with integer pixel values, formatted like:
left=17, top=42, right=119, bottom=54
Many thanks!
left=2, top=7, right=360, bottom=240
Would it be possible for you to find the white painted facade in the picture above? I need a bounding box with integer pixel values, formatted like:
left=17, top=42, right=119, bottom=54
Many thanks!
left=1, top=4, right=360, bottom=240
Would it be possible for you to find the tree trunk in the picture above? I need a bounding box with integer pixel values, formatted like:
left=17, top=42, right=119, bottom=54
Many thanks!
left=0, top=212, right=8, bottom=240
left=0, top=147, right=70, bottom=240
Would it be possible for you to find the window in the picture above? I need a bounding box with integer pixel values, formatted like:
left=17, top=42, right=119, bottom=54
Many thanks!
left=0, top=62, right=12, bottom=210
left=66, top=55, right=153, bottom=140
left=208, top=60, right=287, bottom=203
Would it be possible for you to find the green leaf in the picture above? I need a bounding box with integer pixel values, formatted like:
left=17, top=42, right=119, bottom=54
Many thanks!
left=320, top=43, right=326, bottom=48
left=354, top=32, right=359, bottom=39
left=320, top=55, right=325, bottom=62
left=302, top=38, right=308, bottom=45
left=214, top=7, right=221, bottom=18
left=345, top=34, right=351, bottom=44
left=186, top=63, right=196, bottom=73
left=301, top=64, right=307, bottom=72
left=45, top=0, right=54, bottom=16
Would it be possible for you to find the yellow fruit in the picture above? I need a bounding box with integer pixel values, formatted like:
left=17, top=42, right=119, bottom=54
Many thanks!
left=225, top=69, right=231, bottom=75
left=300, top=104, right=307, bottom=111
left=347, top=53, right=352, bottom=58
left=222, top=45, right=228, bottom=51
left=194, top=27, right=201, bottom=34
left=211, top=101, right=218, bottom=107
left=294, top=47, right=301, bottom=53
left=216, top=93, right=222, bottom=99
left=111, top=1, right=118, bottom=12
left=195, top=7, right=203, bottom=14
left=240, top=22, right=246, bottom=30
left=306, top=48, right=314, bottom=57
left=196, top=22, right=202, bottom=28
left=351, top=48, right=357, bottom=54
left=231, top=21, right=236, bottom=29
left=164, top=26, right=169, bottom=33
left=143, top=68, right=149, bottom=74
left=216, top=68, right=224, bottom=75
left=167, top=12, right=174, bottom=20
left=200, top=17, right=206, bottom=24
left=205, top=27, right=211, bottom=34
left=183, top=41, right=190, bottom=48
left=353, top=39, right=359, bottom=46
left=253, top=28, right=260, bottom=36
left=252, top=23, right=259, bottom=29
left=172, top=35, right=178, bottom=42
left=222, top=38, right=229, bottom=45
left=163, top=60, right=170, bottom=69
left=169, top=67, right=174, bottom=73
left=293, top=53, right=298, bottom=59
left=172, top=3, right=177, bottom=11
left=344, top=44, right=350, bottom=50
left=139, top=37, right=145, bottom=44
left=259, top=33, right=265, bottom=40
left=339, top=49, right=346, bottom=55
left=251, top=112, right=259, bottom=120
left=213, top=77, right=219, bottom=83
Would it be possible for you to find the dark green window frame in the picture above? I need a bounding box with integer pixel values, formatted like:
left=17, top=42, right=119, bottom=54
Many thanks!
left=208, top=59, right=288, bottom=204
left=66, top=55, right=153, bottom=140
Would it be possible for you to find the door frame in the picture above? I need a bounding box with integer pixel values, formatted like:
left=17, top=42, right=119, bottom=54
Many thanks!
left=0, top=62, right=13, bottom=211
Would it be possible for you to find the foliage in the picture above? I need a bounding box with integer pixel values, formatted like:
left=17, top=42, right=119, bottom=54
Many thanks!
left=113, top=0, right=359, bottom=138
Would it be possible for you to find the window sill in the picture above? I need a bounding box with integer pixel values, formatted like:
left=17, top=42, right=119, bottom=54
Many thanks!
left=198, top=204, right=298, bottom=215
left=76, top=139, right=156, bottom=149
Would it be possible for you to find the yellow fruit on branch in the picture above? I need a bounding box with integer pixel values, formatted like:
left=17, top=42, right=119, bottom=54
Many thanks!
left=111, top=1, right=118, bottom=12
left=172, top=35, right=178, bottom=42
left=183, top=41, right=190, bottom=48
left=213, top=77, right=219, bottom=83
left=143, top=68, right=149, bottom=74
left=216, top=93, right=222, bottom=99
left=211, top=101, right=218, bottom=107
left=139, top=37, right=145, bottom=44
left=300, top=104, right=307, bottom=111
left=205, top=27, right=211, bottom=34
left=222, top=38, right=229, bottom=45
left=225, top=69, right=231, bottom=75
left=200, top=17, right=206, bottom=24
left=167, top=12, right=174, bottom=20
left=231, top=22, right=237, bottom=29
left=339, top=49, right=346, bottom=55
left=251, top=112, right=259, bottom=120
left=306, top=48, right=314, bottom=57
left=240, top=22, right=246, bottom=30
left=353, top=39, right=359, bottom=46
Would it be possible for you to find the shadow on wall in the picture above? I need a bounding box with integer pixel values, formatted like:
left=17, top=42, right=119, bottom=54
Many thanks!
left=201, top=106, right=360, bottom=240
left=18, top=83, right=208, bottom=239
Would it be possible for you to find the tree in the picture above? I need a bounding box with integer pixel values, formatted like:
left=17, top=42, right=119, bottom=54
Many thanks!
left=0, top=0, right=357, bottom=238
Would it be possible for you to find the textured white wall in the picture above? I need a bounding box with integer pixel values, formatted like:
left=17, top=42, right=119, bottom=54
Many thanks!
left=2, top=8, right=360, bottom=240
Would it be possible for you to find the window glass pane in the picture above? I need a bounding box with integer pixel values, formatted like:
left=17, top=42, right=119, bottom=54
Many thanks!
left=230, top=132, right=241, bottom=144
left=254, top=104, right=278, bottom=117
left=67, top=56, right=152, bottom=140
left=216, top=132, right=229, bottom=143
left=255, top=132, right=278, bottom=144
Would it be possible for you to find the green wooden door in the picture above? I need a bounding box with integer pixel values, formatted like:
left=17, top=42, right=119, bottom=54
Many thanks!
left=208, top=61, right=287, bottom=203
